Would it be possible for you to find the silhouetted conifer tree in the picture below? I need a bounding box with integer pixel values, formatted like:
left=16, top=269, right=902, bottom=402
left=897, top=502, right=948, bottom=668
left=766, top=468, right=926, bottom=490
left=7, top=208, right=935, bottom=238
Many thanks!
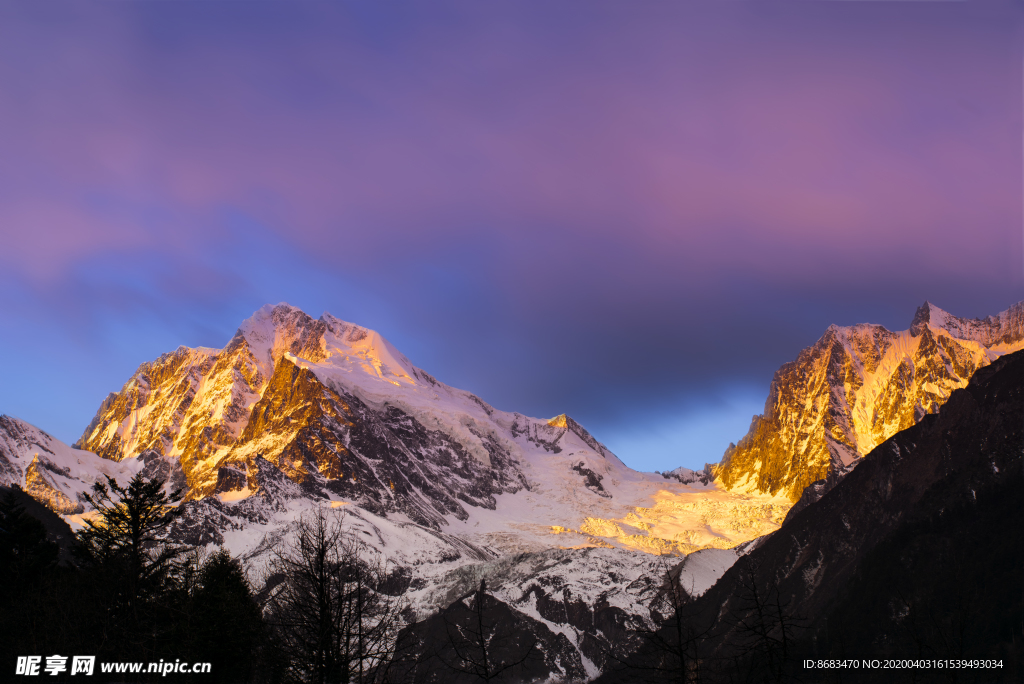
left=173, top=547, right=266, bottom=683
left=0, top=485, right=63, bottom=667
left=77, top=473, right=185, bottom=662
left=0, top=484, right=59, bottom=585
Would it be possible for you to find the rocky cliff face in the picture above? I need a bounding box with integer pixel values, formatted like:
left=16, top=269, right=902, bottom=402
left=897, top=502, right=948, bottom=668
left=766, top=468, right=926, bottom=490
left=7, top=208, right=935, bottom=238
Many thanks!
left=716, top=301, right=1024, bottom=501
left=398, top=545, right=697, bottom=681
left=78, top=306, right=311, bottom=466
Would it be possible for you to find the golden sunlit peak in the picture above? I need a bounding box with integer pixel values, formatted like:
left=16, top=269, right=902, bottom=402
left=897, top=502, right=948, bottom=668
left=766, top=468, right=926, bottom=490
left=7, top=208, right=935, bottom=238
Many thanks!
left=547, top=414, right=569, bottom=428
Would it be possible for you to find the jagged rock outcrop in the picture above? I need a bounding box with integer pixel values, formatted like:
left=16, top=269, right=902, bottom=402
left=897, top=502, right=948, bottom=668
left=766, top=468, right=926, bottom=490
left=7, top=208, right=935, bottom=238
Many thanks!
left=547, top=414, right=612, bottom=457
left=24, top=456, right=83, bottom=514
left=660, top=465, right=715, bottom=486
left=399, top=546, right=676, bottom=681
left=717, top=301, right=1024, bottom=501
left=228, top=358, right=528, bottom=528
left=77, top=307, right=303, bottom=465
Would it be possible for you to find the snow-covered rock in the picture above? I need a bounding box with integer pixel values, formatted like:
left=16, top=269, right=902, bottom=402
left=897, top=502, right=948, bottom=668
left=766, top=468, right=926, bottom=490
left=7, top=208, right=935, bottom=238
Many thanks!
left=0, top=415, right=139, bottom=514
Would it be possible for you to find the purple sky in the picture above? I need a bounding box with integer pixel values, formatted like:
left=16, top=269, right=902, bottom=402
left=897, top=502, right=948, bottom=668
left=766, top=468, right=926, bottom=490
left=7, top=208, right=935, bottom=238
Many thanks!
left=1, top=1, right=1021, bottom=472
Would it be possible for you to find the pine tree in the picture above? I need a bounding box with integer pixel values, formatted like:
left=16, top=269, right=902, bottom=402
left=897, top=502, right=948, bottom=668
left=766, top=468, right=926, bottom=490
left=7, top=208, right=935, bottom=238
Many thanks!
left=185, top=548, right=265, bottom=683
left=641, top=566, right=710, bottom=683
left=0, top=485, right=62, bottom=667
left=731, top=560, right=803, bottom=683
left=77, top=473, right=185, bottom=660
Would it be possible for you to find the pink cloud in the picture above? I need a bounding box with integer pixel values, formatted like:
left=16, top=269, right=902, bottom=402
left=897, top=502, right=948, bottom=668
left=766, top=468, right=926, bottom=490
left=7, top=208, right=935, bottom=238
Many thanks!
left=0, top=1, right=1018, bottom=291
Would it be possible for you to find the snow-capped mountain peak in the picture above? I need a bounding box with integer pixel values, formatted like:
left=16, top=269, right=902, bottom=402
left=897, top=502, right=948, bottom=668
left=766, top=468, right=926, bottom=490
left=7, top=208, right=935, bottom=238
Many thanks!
left=235, top=303, right=326, bottom=382
left=237, top=304, right=418, bottom=382
left=65, top=303, right=791, bottom=564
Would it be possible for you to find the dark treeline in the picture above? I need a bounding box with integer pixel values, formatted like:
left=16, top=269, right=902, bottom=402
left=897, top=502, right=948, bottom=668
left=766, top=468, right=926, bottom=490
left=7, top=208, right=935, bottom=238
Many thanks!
left=0, top=476, right=407, bottom=684
left=1, top=477, right=267, bottom=683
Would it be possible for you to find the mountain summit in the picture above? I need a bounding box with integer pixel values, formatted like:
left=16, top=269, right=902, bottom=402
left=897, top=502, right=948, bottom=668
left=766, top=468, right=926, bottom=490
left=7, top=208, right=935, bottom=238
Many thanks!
left=77, top=303, right=538, bottom=527
left=5, top=304, right=758, bottom=682
left=717, top=300, right=1024, bottom=500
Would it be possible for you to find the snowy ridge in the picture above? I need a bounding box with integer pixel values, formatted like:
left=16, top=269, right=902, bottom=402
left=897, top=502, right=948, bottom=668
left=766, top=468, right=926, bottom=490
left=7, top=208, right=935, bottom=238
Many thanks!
left=0, top=415, right=138, bottom=514
left=661, top=465, right=714, bottom=486
left=910, top=300, right=1024, bottom=347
